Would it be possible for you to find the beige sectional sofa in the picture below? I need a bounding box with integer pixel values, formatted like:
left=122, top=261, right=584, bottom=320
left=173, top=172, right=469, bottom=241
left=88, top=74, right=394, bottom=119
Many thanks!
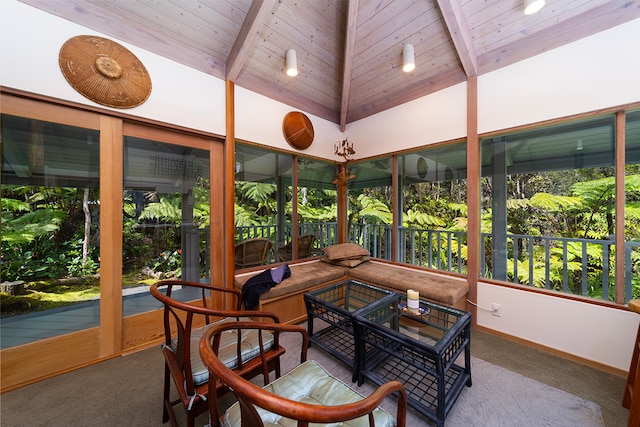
left=234, top=244, right=469, bottom=324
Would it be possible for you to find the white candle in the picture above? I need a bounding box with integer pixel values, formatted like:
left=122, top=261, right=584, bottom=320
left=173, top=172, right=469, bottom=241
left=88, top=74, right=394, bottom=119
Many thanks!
left=407, top=289, right=419, bottom=309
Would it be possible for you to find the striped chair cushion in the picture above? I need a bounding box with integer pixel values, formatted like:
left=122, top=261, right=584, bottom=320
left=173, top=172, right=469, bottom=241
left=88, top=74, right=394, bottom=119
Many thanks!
left=223, top=360, right=396, bottom=427
left=172, top=316, right=274, bottom=386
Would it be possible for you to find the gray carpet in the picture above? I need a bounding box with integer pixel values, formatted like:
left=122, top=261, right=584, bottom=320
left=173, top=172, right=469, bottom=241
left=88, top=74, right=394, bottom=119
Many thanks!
left=0, top=329, right=606, bottom=427
left=276, top=331, right=605, bottom=427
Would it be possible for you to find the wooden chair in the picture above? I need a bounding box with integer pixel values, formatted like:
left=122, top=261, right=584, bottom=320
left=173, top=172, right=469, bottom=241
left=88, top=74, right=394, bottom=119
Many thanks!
left=200, top=320, right=407, bottom=427
left=623, top=299, right=640, bottom=427
left=277, top=234, right=316, bottom=261
left=149, top=280, right=286, bottom=427
left=234, top=238, right=272, bottom=269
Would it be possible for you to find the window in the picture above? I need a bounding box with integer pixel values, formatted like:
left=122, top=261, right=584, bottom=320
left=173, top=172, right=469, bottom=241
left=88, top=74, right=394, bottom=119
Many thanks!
left=348, top=157, right=393, bottom=258
left=397, top=142, right=468, bottom=272
left=625, top=110, right=640, bottom=301
left=234, top=143, right=293, bottom=267
left=296, top=157, right=337, bottom=257
left=481, top=115, right=619, bottom=300
left=122, top=137, right=210, bottom=303
left=1, top=114, right=100, bottom=347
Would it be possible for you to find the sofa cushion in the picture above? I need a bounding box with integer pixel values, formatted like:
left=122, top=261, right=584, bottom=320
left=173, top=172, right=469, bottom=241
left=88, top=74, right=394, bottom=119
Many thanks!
left=222, top=360, right=396, bottom=427
left=322, top=243, right=370, bottom=260
left=350, top=260, right=468, bottom=306
left=321, top=255, right=370, bottom=268
left=235, top=260, right=347, bottom=300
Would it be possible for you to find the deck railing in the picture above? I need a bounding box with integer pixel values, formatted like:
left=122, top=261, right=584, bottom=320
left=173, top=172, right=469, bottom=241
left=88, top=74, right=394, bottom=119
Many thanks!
left=234, top=223, right=638, bottom=302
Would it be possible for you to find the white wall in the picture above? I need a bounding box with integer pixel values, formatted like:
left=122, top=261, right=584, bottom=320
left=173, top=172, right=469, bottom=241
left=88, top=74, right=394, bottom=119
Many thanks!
left=235, top=86, right=343, bottom=159
left=478, top=18, right=640, bottom=133
left=477, top=283, right=639, bottom=371
left=1, top=0, right=227, bottom=135
left=345, top=82, right=468, bottom=159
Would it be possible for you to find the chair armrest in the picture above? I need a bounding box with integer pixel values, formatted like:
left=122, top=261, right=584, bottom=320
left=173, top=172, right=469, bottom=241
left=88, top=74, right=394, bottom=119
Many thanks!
left=200, top=322, right=406, bottom=427
left=151, top=279, right=246, bottom=314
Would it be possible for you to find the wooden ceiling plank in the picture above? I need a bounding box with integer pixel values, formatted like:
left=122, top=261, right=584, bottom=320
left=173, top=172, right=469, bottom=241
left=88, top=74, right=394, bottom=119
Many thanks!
left=350, top=33, right=457, bottom=98
left=352, top=17, right=444, bottom=77
left=478, top=0, right=640, bottom=74
left=268, top=2, right=343, bottom=63
left=436, top=0, right=478, bottom=77
left=99, top=0, right=236, bottom=52
left=472, top=0, right=611, bottom=54
left=297, top=0, right=346, bottom=43
left=226, top=0, right=277, bottom=81
left=347, top=68, right=467, bottom=123
left=350, top=44, right=460, bottom=107
left=19, top=0, right=226, bottom=78
left=340, top=0, right=360, bottom=132
left=354, top=1, right=436, bottom=60
left=244, top=40, right=341, bottom=106
left=257, top=36, right=342, bottom=93
left=238, top=73, right=340, bottom=124
left=196, top=0, right=252, bottom=26
left=240, top=58, right=340, bottom=109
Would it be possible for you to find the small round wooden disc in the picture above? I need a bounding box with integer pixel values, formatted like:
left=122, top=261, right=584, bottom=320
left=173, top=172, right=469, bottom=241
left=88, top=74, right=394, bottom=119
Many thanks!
left=282, top=111, right=314, bottom=150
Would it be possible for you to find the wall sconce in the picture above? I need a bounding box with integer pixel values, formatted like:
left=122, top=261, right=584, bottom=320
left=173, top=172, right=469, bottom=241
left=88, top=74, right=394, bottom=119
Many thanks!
left=576, top=139, right=584, bottom=151
left=402, top=44, right=415, bottom=73
left=524, top=0, right=545, bottom=15
left=285, top=49, right=298, bottom=76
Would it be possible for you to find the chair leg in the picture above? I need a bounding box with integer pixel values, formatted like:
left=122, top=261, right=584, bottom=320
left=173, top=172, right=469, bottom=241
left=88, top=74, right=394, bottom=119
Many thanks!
left=630, top=370, right=640, bottom=427
left=162, top=365, right=171, bottom=423
left=624, top=323, right=640, bottom=426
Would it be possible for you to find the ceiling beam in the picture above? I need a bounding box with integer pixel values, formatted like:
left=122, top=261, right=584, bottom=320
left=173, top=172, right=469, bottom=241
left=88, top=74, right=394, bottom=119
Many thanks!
left=226, top=0, right=277, bottom=81
left=436, top=0, right=478, bottom=77
left=339, top=0, right=359, bottom=132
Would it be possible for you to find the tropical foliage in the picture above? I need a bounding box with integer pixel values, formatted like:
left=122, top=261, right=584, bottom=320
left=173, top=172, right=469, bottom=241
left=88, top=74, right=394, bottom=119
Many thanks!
left=2, top=160, right=639, bottom=317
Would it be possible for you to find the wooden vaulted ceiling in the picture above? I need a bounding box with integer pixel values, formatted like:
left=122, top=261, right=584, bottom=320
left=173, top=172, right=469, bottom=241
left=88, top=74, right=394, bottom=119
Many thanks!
left=20, top=0, right=640, bottom=131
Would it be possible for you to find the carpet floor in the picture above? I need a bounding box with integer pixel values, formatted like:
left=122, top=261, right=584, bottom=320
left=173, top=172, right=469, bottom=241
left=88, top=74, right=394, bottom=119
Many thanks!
left=0, top=328, right=629, bottom=426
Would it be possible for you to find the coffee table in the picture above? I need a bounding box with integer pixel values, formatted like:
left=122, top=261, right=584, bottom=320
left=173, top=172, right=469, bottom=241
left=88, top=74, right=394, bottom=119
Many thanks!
left=304, top=279, right=392, bottom=380
left=353, top=293, right=472, bottom=427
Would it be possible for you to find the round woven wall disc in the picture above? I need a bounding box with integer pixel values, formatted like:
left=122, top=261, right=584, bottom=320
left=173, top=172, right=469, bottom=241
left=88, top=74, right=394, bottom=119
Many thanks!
left=282, top=111, right=314, bottom=150
left=59, top=35, right=152, bottom=108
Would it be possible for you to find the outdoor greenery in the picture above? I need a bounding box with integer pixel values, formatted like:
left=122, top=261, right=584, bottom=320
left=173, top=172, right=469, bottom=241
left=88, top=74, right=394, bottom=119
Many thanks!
left=2, top=161, right=640, bottom=316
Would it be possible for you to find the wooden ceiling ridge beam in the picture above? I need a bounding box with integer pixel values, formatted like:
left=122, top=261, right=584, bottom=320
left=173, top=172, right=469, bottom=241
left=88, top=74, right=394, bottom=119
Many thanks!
left=226, top=0, right=277, bottom=81
left=339, top=0, right=360, bottom=132
left=436, top=0, right=478, bottom=78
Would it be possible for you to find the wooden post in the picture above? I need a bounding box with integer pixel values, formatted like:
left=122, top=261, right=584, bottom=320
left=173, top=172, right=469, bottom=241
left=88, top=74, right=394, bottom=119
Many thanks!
left=466, top=75, right=479, bottom=324
left=334, top=163, right=353, bottom=243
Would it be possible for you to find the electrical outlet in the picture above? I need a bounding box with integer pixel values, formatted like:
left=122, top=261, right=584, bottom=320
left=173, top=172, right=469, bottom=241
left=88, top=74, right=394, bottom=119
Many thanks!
left=491, top=303, right=501, bottom=317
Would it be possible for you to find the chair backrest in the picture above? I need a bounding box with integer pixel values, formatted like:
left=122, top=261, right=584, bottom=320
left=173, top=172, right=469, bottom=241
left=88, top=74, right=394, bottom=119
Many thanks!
left=297, top=234, right=316, bottom=257
left=200, top=321, right=407, bottom=427
left=149, top=280, right=282, bottom=423
left=277, top=234, right=316, bottom=261
left=235, top=238, right=273, bottom=268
